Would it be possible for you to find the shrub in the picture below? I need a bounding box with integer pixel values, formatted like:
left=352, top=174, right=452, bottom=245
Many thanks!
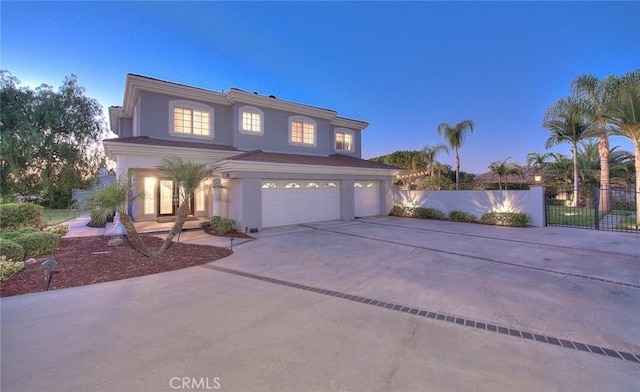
left=611, top=201, right=635, bottom=212
left=0, top=203, right=45, bottom=232
left=0, top=256, right=25, bottom=281
left=413, top=207, right=446, bottom=219
left=448, top=210, right=477, bottom=223
left=0, top=238, right=25, bottom=261
left=0, top=227, right=38, bottom=241
left=208, top=216, right=235, bottom=234
left=389, top=206, right=445, bottom=219
left=43, top=224, right=70, bottom=238
left=480, top=212, right=530, bottom=227
left=10, top=231, right=60, bottom=257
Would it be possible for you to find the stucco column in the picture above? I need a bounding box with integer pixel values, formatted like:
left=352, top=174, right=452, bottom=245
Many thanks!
left=212, top=176, right=222, bottom=217
left=340, top=179, right=355, bottom=220
left=528, top=186, right=545, bottom=227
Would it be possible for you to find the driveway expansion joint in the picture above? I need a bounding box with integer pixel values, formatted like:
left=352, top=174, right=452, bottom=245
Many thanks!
left=313, top=225, right=640, bottom=290
left=201, top=264, right=640, bottom=364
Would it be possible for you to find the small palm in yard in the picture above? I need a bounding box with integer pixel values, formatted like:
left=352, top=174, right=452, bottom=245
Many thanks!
left=81, top=175, right=153, bottom=257
left=82, top=156, right=223, bottom=257
left=155, top=156, right=216, bottom=255
left=488, top=157, right=522, bottom=190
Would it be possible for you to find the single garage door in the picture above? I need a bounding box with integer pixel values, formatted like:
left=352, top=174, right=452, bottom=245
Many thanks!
left=262, top=180, right=340, bottom=228
left=354, top=181, right=380, bottom=217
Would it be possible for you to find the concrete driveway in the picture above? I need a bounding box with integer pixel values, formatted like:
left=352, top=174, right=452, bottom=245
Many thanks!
left=2, top=217, right=639, bottom=391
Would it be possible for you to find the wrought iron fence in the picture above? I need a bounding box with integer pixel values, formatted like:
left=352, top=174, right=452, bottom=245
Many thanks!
left=545, top=186, right=639, bottom=233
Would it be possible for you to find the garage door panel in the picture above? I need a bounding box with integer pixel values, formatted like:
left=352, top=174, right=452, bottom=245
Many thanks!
left=262, top=180, right=340, bottom=228
left=355, top=181, right=380, bottom=217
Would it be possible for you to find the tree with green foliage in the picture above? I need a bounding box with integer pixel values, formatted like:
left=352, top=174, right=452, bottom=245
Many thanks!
left=543, top=97, right=593, bottom=206
left=0, top=71, right=107, bottom=206
left=487, top=157, right=523, bottom=190
left=607, top=72, right=640, bottom=225
left=437, top=119, right=474, bottom=190
left=526, top=152, right=554, bottom=184
left=422, top=143, right=449, bottom=177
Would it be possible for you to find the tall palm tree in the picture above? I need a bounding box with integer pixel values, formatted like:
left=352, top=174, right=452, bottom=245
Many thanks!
left=437, top=119, right=474, bottom=190
left=156, top=156, right=214, bottom=255
left=487, top=157, right=523, bottom=190
left=422, top=143, right=449, bottom=176
left=608, top=80, right=640, bottom=225
left=543, top=97, right=593, bottom=206
left=571, top=74, right=617, bottom=212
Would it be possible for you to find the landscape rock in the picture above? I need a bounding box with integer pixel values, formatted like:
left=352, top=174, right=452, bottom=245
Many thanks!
left=107, top=237, right=124, bottom=247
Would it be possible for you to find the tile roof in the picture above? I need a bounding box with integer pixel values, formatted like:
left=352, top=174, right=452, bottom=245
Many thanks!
left=226, top=150, right=403, bottom=170
left=102, top=136, right=239, bottom=152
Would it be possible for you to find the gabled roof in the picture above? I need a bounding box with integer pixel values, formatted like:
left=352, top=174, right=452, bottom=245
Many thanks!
left=225, top=150, right=402, bottom=170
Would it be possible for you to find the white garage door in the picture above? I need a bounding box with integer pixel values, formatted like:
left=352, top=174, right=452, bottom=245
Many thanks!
left=262, top=180, right=340, bottom=228
left=354, top=181, right=380, bottom=217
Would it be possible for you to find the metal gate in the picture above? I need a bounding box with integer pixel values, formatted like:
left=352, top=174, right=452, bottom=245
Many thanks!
left=545, top=186, right=639, bottom=233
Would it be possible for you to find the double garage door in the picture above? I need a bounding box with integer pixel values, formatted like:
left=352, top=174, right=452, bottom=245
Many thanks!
left=262, top=180, right=380, bottom=228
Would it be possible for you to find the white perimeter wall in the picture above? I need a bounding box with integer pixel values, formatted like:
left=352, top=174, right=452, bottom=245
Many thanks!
left=392, top=187, right=545, bottom=227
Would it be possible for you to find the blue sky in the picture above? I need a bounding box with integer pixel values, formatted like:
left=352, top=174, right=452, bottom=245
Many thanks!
left=2, top=1, right=639, bottom=174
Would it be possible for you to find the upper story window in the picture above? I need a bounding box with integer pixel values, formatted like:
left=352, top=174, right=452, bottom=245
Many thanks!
left=335, top=129, right=354, bottom=152
left=169, top=100, right=213, bottom=139
left=239, top=106, right=264, bottom=135
left=289, top=116, right=316, bottom=147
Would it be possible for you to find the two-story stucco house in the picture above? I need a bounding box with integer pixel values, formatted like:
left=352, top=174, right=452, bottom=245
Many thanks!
left=105, top=74, right=400, bottom=231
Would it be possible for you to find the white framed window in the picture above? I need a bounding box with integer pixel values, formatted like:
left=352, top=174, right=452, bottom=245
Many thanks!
left=169, top=100, right=213, bottom=139
left=195, top=183, right=206, bottom=212
left=305, top=182, right=320, bottom=188
left=324, top=182, right=337, bottom=188
left=285, top=182, right=301, bottom=189
left=289, top=116, right=316, bottom=147
left=239, top=106, right=264, bottom=135
left=334, top=129, right=354, bottom=152
left=354, top=182, right=363, bottom=188
left=262, top=182, right=279, bottom=189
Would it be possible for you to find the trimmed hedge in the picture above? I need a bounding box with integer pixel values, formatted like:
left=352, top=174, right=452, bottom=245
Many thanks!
left=202, top=216, right=235, bottom=234
left=7, top=231, right=60, bottom=258
left=0, top=256, right=25, bottom=281
left=0, top=203, right=44, bottom=232
left=43, top=224, right=70, bottom=238
left=0, top=238, right=25, bottom=262
left=389, top=206, right=446, bottom=219
left=448, top=210, right=477, bottom=223
left=480, top=212, right=530, bottom=227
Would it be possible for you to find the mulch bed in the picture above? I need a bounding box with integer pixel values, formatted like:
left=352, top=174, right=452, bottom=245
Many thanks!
left=1, top=235, right=233, bottom=298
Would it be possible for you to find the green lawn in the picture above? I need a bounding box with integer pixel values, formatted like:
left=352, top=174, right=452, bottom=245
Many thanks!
left=42, top=209, right=80, bottom=226
left=546, top=205, right=595, bottom=227
left=616, top=215, right=639, bottom=231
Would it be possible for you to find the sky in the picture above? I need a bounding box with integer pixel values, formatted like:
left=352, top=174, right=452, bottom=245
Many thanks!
left=2, top=1, right=639, bottom=174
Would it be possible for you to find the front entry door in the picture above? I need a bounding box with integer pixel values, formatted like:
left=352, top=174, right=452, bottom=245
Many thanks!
left=158, top=179, right=195, bottom=217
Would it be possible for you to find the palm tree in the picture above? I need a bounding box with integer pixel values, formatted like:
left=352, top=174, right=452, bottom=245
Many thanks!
left=526, top=152, right=553, bottom=184
left=487, top=157, right=523, bottom=190
left=82, top=175, right=153, bottom=257
left=571, top=74, right=617, bottom=212
left=543, top=97, right=593, bottom=206
left=156, top=156, right=214, bottom=255
left=422, top=143, right=449, bottom=176
left=82, top=156, right=222, bottom=257
left=437, top=119, right=474, bottom=190
left=608, top=79, right=640, bottom=225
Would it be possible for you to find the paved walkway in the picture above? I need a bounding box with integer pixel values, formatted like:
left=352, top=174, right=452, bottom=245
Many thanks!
left=2, top=217, right=639, bottom=391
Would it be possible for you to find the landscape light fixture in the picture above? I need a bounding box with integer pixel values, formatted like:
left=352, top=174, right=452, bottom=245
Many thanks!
left=41, top=258, right=58, bottom=291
